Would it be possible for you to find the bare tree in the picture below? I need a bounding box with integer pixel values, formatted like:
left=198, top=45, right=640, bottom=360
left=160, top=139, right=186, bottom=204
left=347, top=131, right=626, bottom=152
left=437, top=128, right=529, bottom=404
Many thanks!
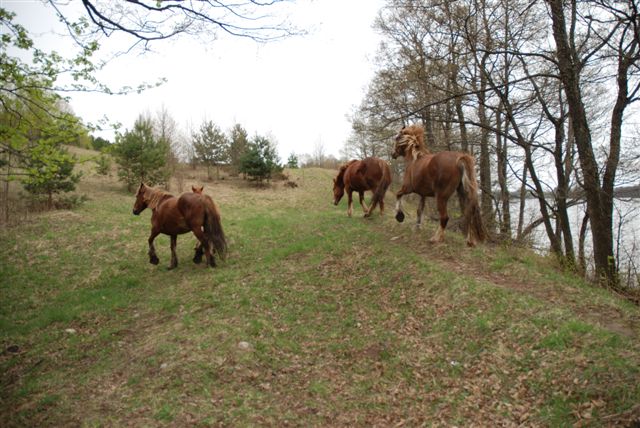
left=46, top=0, right=301, bottom=51
left=544, top=0, right=640, bottom=286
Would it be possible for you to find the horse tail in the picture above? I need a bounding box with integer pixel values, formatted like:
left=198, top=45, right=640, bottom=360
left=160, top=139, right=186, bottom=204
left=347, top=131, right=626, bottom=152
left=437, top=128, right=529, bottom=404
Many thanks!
left=203, top=196, right=228, bottom=259
left=370, top=159, right=391, bottom=211
left=458, top=154, right=487, bottom=243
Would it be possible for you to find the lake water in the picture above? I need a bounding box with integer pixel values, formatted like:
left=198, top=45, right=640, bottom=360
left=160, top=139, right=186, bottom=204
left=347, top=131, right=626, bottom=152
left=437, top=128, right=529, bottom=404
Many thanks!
left=513, top=198, right=640, bottom=280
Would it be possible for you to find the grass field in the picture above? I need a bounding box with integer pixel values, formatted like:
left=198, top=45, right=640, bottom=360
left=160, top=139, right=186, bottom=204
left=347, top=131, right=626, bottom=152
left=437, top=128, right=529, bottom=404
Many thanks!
left=1, top=157, right=639, bottom=426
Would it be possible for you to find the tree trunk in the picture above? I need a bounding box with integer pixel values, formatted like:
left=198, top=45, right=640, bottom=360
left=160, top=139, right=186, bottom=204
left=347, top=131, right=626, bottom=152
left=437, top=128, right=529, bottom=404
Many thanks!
left=516, top=162, right=528, bottom=239
left=3, top=152, right=10, bottom=224
left=545, top=0, right=615, bottom=285
left=478, top=0, right=494, bottom=228
left=496, top=106, right=511, bottom=239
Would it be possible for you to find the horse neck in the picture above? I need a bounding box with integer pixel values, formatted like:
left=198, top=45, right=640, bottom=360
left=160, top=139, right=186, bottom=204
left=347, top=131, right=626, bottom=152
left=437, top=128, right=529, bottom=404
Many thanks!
left=336, top=164, right=351, bottom=188
left=146, top=189, right=174, bottom=210
left=404, top=146, right=428, bottom=163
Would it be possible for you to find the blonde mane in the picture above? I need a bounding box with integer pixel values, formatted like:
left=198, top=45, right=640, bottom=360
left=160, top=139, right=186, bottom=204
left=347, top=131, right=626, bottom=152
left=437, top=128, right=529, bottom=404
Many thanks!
left=144, top=186, right=173, bottom=210
left=397, top=125, right=428, bottom=161
left=403, top=124, right=426, bottom=149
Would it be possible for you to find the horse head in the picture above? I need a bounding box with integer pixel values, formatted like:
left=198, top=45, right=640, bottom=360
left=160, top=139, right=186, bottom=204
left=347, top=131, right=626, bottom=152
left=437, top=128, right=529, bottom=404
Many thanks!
left=332, top=176, right=345, bottom=205
left=132, top=183, right=148, bottom=215
left=392, top=125, right=425, bottom=160
left=333, top=162, right=353, bottom=205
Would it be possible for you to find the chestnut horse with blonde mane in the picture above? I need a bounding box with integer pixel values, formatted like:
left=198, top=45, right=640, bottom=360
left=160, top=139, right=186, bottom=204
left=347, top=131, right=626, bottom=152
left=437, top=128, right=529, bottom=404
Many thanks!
left=132, top=183, right=227, bottom=269
left=392, top=125, right=486, bottom=246
left=333, top=157, right=392, bottom=217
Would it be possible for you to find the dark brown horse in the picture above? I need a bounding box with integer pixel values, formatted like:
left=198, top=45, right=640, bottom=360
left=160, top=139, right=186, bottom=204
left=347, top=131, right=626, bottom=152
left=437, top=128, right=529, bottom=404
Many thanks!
left=392, top=125, right=486, bottom=246
left=132, top=183, right=227, bottom=269
left=333, top=157, right=392, bottom=217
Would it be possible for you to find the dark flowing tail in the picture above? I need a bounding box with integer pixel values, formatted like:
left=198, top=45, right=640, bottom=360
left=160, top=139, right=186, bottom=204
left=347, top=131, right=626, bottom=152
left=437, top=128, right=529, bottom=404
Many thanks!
left=458, top=155, right=487, bottom=243
left=203, top=196, right=228, bottom=259
left=369, top=160, right=392, bottom=214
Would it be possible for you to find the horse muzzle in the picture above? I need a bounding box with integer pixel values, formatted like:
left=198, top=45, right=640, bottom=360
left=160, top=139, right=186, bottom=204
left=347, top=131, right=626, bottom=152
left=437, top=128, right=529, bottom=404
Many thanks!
left=132, top=209, right=140, bottom=215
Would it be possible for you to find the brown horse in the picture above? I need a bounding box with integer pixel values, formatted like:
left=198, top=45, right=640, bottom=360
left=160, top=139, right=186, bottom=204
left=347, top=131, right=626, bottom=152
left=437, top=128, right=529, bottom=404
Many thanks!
left=392, top=125, right=486, bottom=246
left=333, top=157, right=392, bottom=217
left=132, top=183, right=227, bottom=269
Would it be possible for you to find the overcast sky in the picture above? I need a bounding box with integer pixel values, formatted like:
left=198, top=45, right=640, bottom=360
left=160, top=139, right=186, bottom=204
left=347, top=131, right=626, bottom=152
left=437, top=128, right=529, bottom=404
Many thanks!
left=4, top=0, right=385, bottom=159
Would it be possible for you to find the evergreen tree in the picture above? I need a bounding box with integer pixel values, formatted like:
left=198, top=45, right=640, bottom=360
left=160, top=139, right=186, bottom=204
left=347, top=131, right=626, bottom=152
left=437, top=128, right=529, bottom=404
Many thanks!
left=192, top=120, right=230, bottom=180
left=112, top=115, right=170, bottom=191
left=239, top=135, right=282, bottom=183
left=286, top=153, right=299, bottom=169
left=228, top=123, right=249, bottom=175
left=91, top=136, right=111, bottom=151
left=21, top=116, right=83, bottom=208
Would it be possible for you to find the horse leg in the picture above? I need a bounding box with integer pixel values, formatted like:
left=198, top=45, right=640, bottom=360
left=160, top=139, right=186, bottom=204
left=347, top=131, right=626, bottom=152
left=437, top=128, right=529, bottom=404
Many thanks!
left=430, top=195, right=449, bottom=243
left=359, top=191, right=369, bottom=215
left=166, top=235, right=178, bottom=269
left=347, top=190, right=354, bottom=217
left=192, top=227, right=216, bottom=268
left=414, top=196, right=426, bottom=231
left=193, top=242, right=204, bottom=264
left=395, top=188, right=409, bottom=222
left=148, top=229, right=160, bottom=265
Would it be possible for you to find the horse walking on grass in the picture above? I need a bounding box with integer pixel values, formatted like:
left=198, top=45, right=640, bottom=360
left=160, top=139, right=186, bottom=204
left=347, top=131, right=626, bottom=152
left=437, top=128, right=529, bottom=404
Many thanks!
left=132, top=183, right=227, bottom=269
left=333, top=157, right=392, bottom=218
left=392, top=125, right=486, bottom=247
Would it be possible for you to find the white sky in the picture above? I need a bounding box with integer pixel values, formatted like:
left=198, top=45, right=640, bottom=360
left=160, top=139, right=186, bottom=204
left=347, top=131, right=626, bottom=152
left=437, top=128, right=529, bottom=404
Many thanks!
left=3, top=0, right=385, bottom=159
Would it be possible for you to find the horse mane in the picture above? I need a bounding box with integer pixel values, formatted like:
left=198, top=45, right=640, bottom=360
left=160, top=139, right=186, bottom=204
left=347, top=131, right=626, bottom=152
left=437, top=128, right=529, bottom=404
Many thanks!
left=335, top=159, right=359, bottom=185
left=144, top=186, right=174, bottom=210
left=399, top=125, right=429, bottom=160
left=403, top=124, right=425, bottom=148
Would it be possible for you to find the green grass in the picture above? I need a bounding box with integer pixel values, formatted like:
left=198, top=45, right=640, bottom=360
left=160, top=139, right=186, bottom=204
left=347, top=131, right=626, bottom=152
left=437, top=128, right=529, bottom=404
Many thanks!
left=1, top=166, right=639, bottom=426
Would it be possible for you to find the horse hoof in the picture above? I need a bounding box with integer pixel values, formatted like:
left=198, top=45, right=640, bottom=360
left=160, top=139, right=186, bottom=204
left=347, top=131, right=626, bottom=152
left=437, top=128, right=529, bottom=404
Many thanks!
left=395, top=211, right=405, bottom=222
left=193, top=255, right=203, bottom=264
left=150, top=256, right=160, bottom=265
left=363, top=212, right=371, bottom=218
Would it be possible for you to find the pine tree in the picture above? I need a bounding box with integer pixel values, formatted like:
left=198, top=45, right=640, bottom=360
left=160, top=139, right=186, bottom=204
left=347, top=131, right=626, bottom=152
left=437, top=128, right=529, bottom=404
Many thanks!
left=239, top=135, right=282, bottom=183
left=111, top=115, right=171, bottom=191
left=286, top=153, right=299, bottom=169
left=192, top=120, right=230, bottom=180
left=228, top=123, right=249, bottom=175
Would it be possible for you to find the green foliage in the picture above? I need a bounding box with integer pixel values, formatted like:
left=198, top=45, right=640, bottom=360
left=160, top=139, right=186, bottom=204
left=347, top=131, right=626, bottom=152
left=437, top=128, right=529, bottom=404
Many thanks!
left=228, top=123, right=250, bottom=174
left=91, top=136, right=111, bottom=151
left=239, top=135, right=282, bottom=182
left=22, top=140, right=81, bottom=206
left=95, top=154, right=111, bottom=175
left=192, top=120, right=229, bottom=179
left=111, top=115, right=170, bottom=190
left=286, top=153, right=299, bottom=169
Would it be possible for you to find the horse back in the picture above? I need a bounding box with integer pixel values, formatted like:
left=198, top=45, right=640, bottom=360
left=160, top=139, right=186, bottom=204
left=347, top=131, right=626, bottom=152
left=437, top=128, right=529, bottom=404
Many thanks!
left=152, top=196, right=190, bottom=234
left=410, top=151, right=465, bottom=196
left=346, top=157, right=386, bottom=191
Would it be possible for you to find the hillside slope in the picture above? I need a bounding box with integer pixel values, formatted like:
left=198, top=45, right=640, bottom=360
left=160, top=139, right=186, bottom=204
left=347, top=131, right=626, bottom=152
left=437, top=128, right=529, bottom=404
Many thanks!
left=1, top=165, right=639, bottom=426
